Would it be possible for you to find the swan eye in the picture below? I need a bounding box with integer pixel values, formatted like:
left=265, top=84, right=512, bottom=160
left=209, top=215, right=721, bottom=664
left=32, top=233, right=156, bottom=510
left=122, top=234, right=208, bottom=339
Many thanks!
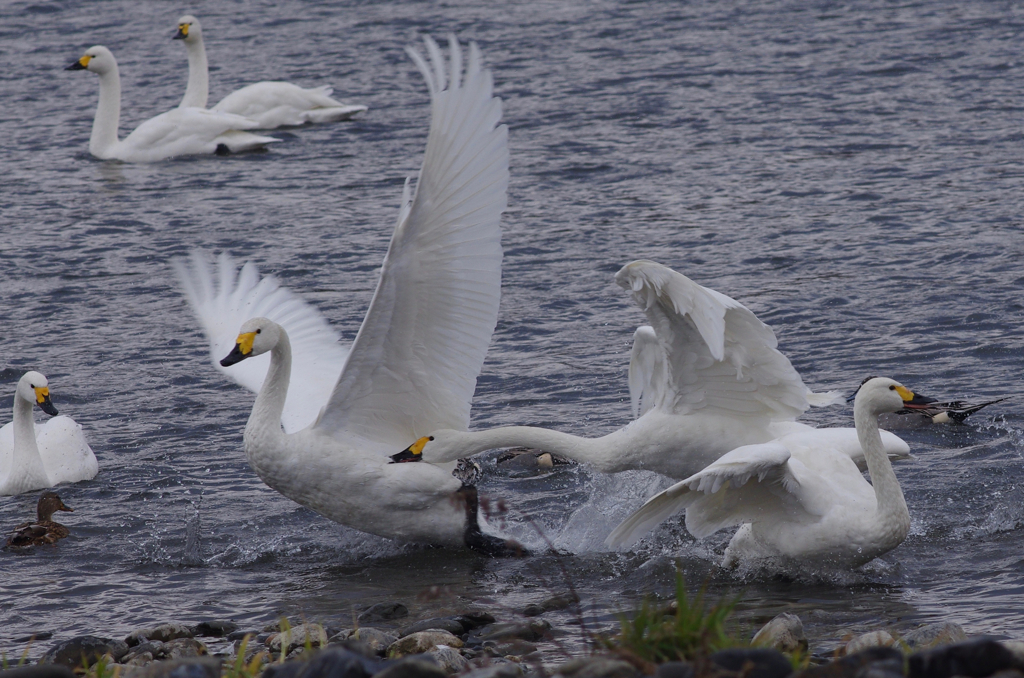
left=889, top=385, right=895, bottom=391
left=255, top=329, right=261, bottom=334
left=429, top=436, right=434, bottom=441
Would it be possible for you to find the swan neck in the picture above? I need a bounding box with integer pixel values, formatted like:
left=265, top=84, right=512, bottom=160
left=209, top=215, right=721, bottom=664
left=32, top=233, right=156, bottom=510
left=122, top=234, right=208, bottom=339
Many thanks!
left=90, top=67, right=122, bottom=157
left=448, top=426, right=625, bottom=471
left=8, top=397, right=49, bottom=489
left=180, top=37, right=209, bottom=108
left=247, top=335, right=291, bottom=446
left=855, top=402, right=908, bottom=521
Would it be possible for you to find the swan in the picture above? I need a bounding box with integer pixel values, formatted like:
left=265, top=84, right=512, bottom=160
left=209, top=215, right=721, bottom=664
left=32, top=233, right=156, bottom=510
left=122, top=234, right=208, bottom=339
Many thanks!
left=6, top=492, right=74, bottom=548
left=394, top=261, right=910, bottom=478
left=66, top=46, right=279, bottom=162
left=0, top=372, right=97, bottom=496
left=175, top=15, right=368, bottom=129
left=605, top=377, right=916, bottom=569
left=176, top=36, right=516, bottom=554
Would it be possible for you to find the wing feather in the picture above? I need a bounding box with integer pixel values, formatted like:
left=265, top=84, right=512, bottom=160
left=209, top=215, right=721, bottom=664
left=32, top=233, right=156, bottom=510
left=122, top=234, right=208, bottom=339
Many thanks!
left=174, top=251, right=349, bottom=433
left=313, top=36, right=508, bottom=449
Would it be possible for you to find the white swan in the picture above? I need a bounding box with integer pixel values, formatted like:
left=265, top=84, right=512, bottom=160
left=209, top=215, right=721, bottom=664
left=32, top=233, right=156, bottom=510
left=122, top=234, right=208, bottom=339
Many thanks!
left=175, top=15, right=368, bottom=129
left=0, top=372, right=97, bottom=497
left=176, top=36, right=514, bottom=553
left=67, top=46, right=279, bottom=162
left=395, top=261, right=909, bottom=478
left=605, top=377, right=916, bottom=569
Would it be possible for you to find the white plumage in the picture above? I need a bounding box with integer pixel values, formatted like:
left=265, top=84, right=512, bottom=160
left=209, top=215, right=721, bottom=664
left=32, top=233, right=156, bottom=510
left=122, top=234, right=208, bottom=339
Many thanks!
left=0, top=372, right=97, bottom=496
left=409, top=262, right=908, bottom=479
left=67, top=46, right=278, bottom=162
left=176, top=36, right=510, bottom=548
left=175, top=15, right=367, bottom=129
left=606, top=377, right=916, bottom=569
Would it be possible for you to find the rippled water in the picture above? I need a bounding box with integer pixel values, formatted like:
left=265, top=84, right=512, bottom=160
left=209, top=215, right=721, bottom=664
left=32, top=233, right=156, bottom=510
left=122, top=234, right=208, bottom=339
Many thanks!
left=2, top=0, right=1024, bottom=661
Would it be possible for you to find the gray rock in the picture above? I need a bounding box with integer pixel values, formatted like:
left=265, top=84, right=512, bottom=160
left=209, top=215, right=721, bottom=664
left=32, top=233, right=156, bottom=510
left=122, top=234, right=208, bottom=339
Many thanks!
left=0, top=666, right=76, bottom=678
left=298, top=647, right=386, bottom=678
left=131, top=657, right=221, bottom=678
left=401, top=619, right=466, bottom=637
left=374, top=658, right=448, bottom=678
left=358, top=603, right=409, bottom=623
left=329, top=628, right=399, bottom=658
left=126, top=626, right=195, bottom=647
left=124, top=652, right=156, bottom=667
left=454, top=612, right=496, bottom=631
left=38, top=635, right=129, bottom=668
left=797, top=647, right=903, bottom=678
left=709, top=648, right=793, bottom=678
left=903, top=622, right=967, bottom=650
left=752, top=613, right=807, bottom=654
left=483, top=639, right=538, bottom=657
left=123, top=642, right=167, bottom=664
left=655, top=662, right=694, bottom=678
left=260, top=662, right=306, bottom=678
left=191, top=621, right=238, bottom=638
left=908, top=638, right=1024, bottom=678
left=479, top=620, right=551, bottom=643
left=845, top=631, right=896, bottom=656
left=388, top=631, right=464, bottom=657
left=554, top=657, right=641, bottom=678
left=461, top=664, right=524, bottom=678
left=1004, top=642, right=1024, bottom=664
left=429, top=646, right=470, bottom=674
left=524, top=593, right=579, bottom=617
left=164, top=638, right=207, bottom=659
left=267, top=623, right=329, bottom=654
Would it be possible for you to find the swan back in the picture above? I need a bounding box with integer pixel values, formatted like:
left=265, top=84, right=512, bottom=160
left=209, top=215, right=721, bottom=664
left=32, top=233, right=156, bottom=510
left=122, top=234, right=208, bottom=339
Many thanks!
left=313, top=36, right=508, bottom=448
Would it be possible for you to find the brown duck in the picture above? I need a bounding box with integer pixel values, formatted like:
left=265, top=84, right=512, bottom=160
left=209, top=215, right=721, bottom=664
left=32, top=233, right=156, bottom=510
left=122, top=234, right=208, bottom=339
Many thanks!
left=6, top=492, right=74, bottom=547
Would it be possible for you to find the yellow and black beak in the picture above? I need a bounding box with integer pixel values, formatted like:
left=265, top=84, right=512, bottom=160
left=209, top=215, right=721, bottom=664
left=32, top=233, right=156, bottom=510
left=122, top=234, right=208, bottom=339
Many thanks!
left=35, top=387, right=58, bottom=416
left=66, top=55, right=90, bottom=71
left=220, top=331, right=257, bottom=367
left=174, top=23, right=189, bottom=40
left=894, top=385, right=916, bottom=403
left=390, top=436, right=432, bottom=464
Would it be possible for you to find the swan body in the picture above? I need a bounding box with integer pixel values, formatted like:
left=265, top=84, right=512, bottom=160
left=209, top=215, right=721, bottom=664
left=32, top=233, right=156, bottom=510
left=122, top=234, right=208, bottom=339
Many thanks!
left=67, top=46, right=279, bottom=162
left=0, top=372, right=97, bottom=496
left=175, top=16, right=368, bottom=128
left=6, top=492, right=74, bottom=547
left=403, top=262, right=909, bottom=478
left=606, top=377, right=915, bottom=569
left=178, top=36, right=512, bottom=550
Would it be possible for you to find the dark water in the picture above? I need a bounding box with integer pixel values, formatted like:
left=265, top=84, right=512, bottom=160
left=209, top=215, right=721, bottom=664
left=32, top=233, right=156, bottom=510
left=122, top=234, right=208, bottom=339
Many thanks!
left=3, top=0, right=1024, bottom=661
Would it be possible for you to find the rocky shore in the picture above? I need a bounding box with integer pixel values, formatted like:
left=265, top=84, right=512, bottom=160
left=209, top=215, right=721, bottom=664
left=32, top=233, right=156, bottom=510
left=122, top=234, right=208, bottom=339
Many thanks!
left=6, top=601, right=1024, bottom=678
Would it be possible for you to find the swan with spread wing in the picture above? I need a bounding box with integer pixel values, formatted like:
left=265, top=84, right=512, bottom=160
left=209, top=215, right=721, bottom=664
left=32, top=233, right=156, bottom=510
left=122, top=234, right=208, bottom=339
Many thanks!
left=395, top=261, right=909, bottom=478
left=176, top=36, right=515, bottom=554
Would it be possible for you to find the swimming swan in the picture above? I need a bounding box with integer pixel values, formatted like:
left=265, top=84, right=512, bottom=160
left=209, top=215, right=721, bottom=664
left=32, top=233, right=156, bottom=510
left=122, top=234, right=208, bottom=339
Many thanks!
left=0, top=372, right=97, bottom=497
left=605, top=377, right=916, bottom=568
left=66, top=46, right=279, bottom=162
left=175, top=15, right=368, bottom=128
left=177, top=36, right=515, bottom=553
left=394, top=261, right=909, bottom=478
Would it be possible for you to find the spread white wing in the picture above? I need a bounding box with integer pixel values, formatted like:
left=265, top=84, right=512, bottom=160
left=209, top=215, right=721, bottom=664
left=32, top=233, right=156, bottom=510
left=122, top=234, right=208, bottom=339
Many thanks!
left=606, top=441, right=816, bottom=548
left=312, top=35, right=508, bottom=449
left=616, top=261, right=838, bottom=420
left=174, top=251, right=349, bottom=433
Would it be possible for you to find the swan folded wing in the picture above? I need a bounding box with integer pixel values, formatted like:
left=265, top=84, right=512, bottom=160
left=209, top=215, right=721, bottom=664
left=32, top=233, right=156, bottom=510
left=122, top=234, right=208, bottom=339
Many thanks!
left=606, top=441, right=814, bottom=548
left=628, top=325, right=668, bottom=419
left=614, top=261, right=811, bottom=420
left=314, top=36, right=509, bottom=449
left=174, top=251, right=348, bottom=433
left=35, top=417, right=97, bottom=485
left=120, top=107, right=262, bottom=160
left=214, top=83, right=367, bottom=127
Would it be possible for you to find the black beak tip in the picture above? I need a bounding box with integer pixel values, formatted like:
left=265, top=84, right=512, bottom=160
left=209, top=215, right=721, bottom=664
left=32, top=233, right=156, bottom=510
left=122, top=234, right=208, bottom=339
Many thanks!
left=220, top=345, right=247, bottom=367
left=389, top=449, right=421, bottom=464
left=39, top=401, right=59, bottom=416
left=173, top=32, right=185, bottom=40
left=65, top=62, right=85, bottom=71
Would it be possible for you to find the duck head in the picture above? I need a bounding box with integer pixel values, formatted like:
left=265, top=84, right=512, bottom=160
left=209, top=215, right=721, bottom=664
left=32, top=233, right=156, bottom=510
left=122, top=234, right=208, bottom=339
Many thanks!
left=66, top=45, right=116, bottom=75
left=220, top=318, right=283, bottom=366
left=36, top=491, right=73, bottom=522
left=174, top=15, right=202, bottom=43
left=17, top=371, right=58, bottom=416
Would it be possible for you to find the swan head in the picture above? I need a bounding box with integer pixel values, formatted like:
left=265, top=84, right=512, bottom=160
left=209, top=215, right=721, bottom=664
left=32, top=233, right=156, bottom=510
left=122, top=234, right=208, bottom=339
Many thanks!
left=16, top=371, right=59, bottom=416
left=390, top=429, right=471, bottom=464
left=65, top=46, right=116, bottom=75
left=390, top=435, right=436, bottom=463
left=220, top=318, right=283, bottom=367
left=854, top=377, right=915, bottom=417
left=174, top=15, right=202, bottom=43
left=37, top=491, right=73, bottom=522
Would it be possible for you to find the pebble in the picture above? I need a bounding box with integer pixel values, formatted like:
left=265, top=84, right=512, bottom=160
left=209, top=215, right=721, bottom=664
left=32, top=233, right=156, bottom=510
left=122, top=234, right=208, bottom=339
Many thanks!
left=38, top=635, right=129, bottom=667
left=461, top=665, right=524, bottom=678
left=553, top=657, right=642, bottom=678
left=129, top=657, right=221, bottom=678
left=453, top=611, right=496, bottom=631
left=400, top=619, right=466, bottom=637
left=429, top=645, right=470, bottom=674
left=903, top=622, right=967, bottom=649
left=127, top=625, right=196, bottom=646
left=331, top=628, right=400, bottom=657
left=523, top=593, right=579, bottom=617
left=908, top=638, right=1024, bottom=678
left=0, top=667, right=75, bottom=678
left=388, top=630, right=464, bottom=657
left=478, top=620, right=551, bottom=642
left=359, top=603, right=410, bottom=623
left=797, top=647, right=904, bottom=678
left=373, top=658, right=448, bottom=678
left=845, top=631, right=896, bottom=656
left=752, top=613, right=808, bottom=654
left=483, top=639, right=538, bottom=658
left=710, top=648, right=793, bottom=678
left=267, top=623, right=329, bottom=654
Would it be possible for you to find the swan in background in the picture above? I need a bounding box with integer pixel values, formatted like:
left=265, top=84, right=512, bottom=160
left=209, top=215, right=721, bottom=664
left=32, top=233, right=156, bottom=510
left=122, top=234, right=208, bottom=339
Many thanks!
left=177, top=36, right=516, bottom=553
left=66, top=46, right=279, bottom=162
left=606, top=377, right=916, bottom=569
left=175, top=15, right=368, bottom=128
left=0, top=372, right=97, bottom=496
left=6, top=492, right=75, bottom=548
left=395, top=261, right=909, bottom=478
